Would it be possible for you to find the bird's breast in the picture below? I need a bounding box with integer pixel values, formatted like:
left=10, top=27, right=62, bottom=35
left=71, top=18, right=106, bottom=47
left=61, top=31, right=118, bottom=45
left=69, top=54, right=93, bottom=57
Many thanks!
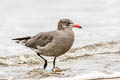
left=54, top=30, right=74, bottom=54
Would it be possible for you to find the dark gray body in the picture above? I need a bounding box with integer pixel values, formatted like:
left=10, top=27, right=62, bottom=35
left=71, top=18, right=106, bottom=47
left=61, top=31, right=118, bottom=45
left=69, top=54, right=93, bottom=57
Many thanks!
left=12, top=19, right=81, bottom=70
left=25, top=29, right=74, bottom=57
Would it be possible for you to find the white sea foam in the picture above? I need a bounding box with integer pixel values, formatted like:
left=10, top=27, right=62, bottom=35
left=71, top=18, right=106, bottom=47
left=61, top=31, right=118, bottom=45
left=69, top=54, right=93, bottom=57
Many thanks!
left=41, top=71, right=120, bottom=80
left=59, top=41, right=120, bottom=61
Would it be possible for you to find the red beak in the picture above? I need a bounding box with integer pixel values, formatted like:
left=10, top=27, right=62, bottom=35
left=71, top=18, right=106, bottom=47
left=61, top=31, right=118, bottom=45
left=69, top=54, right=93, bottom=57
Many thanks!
left=73, top=24, right=82, bottom=28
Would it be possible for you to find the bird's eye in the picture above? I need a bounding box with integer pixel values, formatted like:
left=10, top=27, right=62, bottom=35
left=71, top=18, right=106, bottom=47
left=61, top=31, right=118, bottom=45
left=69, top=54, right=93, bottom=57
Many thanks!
left=67, top=22, right=71, bottom=25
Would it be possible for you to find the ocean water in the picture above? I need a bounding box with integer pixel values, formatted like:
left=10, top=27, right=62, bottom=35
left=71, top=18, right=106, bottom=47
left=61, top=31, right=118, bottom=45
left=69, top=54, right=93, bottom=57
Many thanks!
left=0, top=0, right=120, bottom=80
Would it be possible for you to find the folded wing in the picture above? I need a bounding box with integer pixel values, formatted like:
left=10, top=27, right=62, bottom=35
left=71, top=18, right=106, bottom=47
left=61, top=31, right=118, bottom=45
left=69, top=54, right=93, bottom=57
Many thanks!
left=25, top=31, right=55, bottom=49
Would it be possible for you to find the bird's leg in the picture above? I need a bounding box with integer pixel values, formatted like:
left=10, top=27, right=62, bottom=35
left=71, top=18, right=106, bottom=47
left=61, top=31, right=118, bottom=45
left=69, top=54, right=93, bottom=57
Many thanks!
left=53, top=57, right=57, bottom=69
left=37, top=53, right=47, bottom=70
left=52, top=57, right=62, bottom=72
left=31, top=48, right=47, bottom=69
left=52, top=57, right=56, bottom=72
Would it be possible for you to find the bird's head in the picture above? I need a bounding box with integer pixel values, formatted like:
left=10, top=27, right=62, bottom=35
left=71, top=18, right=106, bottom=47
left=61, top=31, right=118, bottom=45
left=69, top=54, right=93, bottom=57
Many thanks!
left=57, top=19, right=82, bottom=30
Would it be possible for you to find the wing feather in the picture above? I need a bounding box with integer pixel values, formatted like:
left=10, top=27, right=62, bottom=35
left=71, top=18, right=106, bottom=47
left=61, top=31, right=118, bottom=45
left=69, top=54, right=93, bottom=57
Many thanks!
left=25, top=31, right=55, bottom=48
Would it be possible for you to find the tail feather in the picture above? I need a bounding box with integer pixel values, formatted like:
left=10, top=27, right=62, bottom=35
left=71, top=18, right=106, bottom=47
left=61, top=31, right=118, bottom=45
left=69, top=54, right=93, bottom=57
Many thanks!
left=12, top=36, right=31, bottom=41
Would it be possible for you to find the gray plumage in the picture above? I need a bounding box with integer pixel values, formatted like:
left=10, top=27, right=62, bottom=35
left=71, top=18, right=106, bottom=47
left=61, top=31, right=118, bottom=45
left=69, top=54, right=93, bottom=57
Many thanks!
left=12, top=19, right=82, bottom=70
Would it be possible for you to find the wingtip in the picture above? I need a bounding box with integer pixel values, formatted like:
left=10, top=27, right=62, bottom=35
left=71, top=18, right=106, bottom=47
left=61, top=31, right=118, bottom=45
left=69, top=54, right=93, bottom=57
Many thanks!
left=12, top=38, right=17, bottom=40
